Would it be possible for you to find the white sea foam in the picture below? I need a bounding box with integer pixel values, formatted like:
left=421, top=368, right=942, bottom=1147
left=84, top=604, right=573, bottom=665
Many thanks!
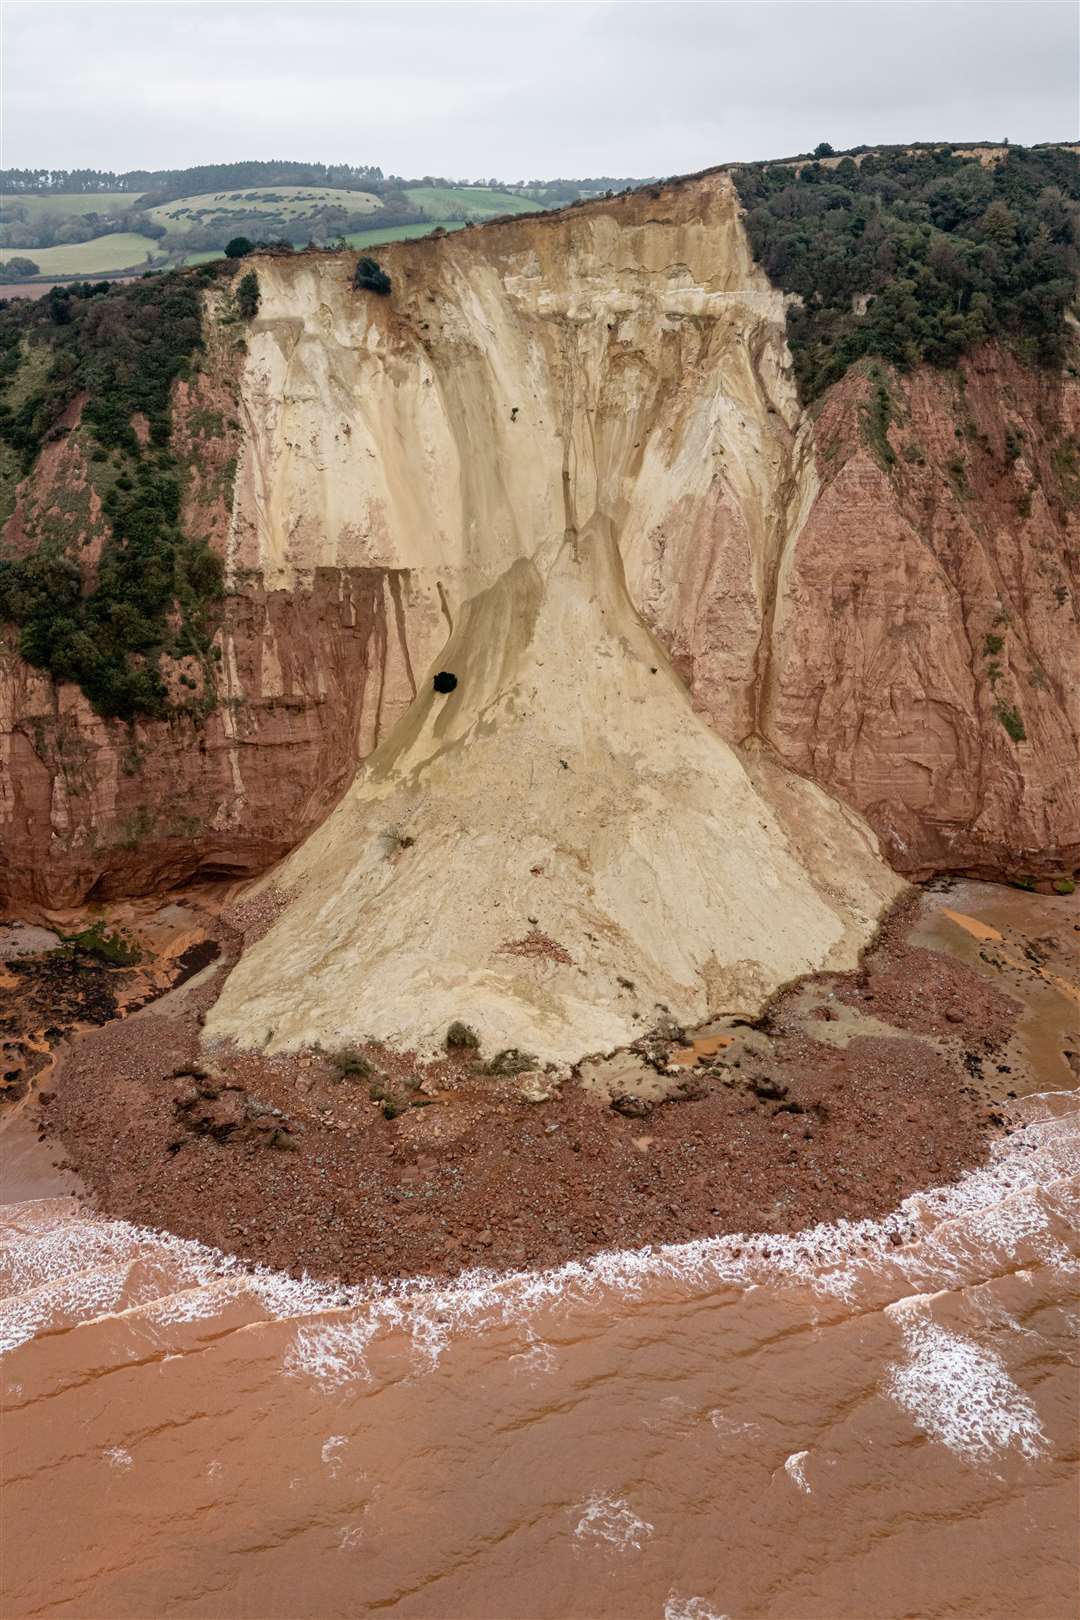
left=885, top=1303, right=1048, bottom=1462
left=664, top=1595, right=731, bottom=1620
left=507, top=1336, right=556, bottom=1378
left=2, top=1105, right=1078, bottom=1385
left=103, top=1446, right=133, bottom=1469
left=573, top=1492, right=653, bottom=1552
left=783, top=1450, right=812, bottom=1493
left=708, top=1413, right=758, bottom=1441
left=0, top=1263, right=132, bottom=1355
left=321, top=1435, right=347, bottom=1473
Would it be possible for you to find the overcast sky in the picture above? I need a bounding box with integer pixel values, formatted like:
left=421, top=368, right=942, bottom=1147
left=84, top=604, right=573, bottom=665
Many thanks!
left=4, top=1, right=1078, bottom=180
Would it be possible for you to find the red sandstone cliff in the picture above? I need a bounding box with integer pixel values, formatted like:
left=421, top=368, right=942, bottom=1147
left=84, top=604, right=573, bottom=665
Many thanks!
left=758, top=350, right=1079, bottom=880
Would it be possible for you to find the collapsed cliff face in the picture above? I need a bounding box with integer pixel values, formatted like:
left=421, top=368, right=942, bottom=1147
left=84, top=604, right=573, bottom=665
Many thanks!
left=204, top=181, right=903, bottom=1061
left=1, top=168, right=1077, bottom=950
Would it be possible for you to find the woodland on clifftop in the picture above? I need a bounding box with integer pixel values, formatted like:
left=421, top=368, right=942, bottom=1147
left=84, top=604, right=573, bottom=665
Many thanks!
left=732, top=144, right=1080, bottom=399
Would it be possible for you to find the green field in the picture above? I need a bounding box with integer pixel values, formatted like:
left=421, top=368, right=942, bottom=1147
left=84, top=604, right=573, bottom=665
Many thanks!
left=0, top=191, right=144, bottom=223
left=401, top=185, right=539, bottom=219
left=176, top=248, right=225, bottom=266
left=148, top=185, right=381, bottom=233
left=0, top=182, right=549, bottom=280
left=0, top=232, right=160, bottom=274
left=345, top=220, right=468, bottom=249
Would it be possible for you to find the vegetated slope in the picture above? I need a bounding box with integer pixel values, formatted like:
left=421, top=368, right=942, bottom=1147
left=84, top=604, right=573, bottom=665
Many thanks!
left=146, top=186, right=382, bottom=234
left=731, top=144, right=1080, bottom=400
left=0, top=270, right=229, bottom=718
left=0, top=147, right=1076, bottom=935
left=1, top=192, right=145, bottom=222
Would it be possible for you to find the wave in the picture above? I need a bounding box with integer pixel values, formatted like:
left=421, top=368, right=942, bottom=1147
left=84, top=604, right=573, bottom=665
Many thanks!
left=3, top=1099, right=1079, bottom=1389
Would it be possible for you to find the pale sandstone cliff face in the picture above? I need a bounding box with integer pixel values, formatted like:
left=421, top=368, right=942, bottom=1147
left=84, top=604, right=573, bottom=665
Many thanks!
left=203, top=177, right=904, bottom=1062
left=1, top=171, right=1076, bottom=969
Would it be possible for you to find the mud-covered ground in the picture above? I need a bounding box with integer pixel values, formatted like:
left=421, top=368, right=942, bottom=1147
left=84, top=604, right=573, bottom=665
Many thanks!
left=0, top=908, right=221, bottom=1106
left=23, top=880, right=1077, bottom=1285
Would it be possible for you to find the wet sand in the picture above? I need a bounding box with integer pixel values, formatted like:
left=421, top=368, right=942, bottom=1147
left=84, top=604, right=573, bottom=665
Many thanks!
left=2, top=879, right=1078, bottom=1618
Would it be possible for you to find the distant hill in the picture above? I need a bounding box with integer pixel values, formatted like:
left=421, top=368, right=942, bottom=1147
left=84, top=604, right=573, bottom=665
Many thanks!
left=0, top=162, right=651, bottom=282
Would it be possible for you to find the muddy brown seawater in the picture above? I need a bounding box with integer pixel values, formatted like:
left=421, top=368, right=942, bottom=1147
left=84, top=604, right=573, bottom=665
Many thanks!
left=2, top=881, right=1078, bottom=1617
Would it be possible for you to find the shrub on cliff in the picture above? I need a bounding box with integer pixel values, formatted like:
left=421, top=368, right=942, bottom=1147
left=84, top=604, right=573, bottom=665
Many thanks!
left=354, top=255, right=392, bottom=296
left=224, top=236, right=254, bottom=259
left=732, top=144, right=1080, bottom=400
left=236, top=270, right=260, bottom=319
left=446, top=1021, right=479, bottom=1050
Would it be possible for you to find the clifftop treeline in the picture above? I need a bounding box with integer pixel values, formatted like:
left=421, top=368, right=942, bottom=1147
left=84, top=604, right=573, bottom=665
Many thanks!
left=731, top=144, right=1080, bottom=400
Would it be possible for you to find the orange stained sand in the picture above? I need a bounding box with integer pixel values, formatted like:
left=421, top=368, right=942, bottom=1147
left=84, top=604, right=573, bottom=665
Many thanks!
left=671, top=1033, right=734, bottom=1067
left=943, top=908, right=1080, bottom=1009
left=942, top=909, right=1005, bottom=943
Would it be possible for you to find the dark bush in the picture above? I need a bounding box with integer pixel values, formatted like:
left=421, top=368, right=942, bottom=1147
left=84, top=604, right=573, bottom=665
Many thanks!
left=0, top=257, right=40, bottom=282
left=224, top=236, right=254, bottom=259
left=446, top=1021, right=479, bottom=1050
left=236, top=269, right=260, bottom=318
left=354, top=255, right=392, bottom=296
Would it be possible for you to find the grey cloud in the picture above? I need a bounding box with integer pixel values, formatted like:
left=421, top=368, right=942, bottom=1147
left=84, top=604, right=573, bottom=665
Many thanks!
left=5, top=2, right=1077, bottom=177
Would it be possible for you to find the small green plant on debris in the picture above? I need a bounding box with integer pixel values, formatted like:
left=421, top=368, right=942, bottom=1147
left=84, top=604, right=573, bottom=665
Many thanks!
left=331, top=1047, right=373, bottom=1081
left=61, top=919, right=142, bottom=965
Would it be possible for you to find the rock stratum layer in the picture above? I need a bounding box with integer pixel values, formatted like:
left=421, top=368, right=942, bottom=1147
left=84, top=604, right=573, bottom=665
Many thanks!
left=2, top=171, right=1078, bottom=1054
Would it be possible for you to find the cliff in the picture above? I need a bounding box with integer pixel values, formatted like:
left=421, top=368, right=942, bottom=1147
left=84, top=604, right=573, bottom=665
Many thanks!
left=1, top=164, right=1077, bottom=1054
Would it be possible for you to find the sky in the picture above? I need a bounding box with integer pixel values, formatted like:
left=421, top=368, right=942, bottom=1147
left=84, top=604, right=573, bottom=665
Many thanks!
left=4, top=0, right=1078, bottom=180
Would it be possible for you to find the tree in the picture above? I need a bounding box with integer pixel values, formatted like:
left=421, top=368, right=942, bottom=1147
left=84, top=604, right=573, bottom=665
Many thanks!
left=814, top=142, right=835, bottom=158
left=236, top=270, right=260, bottom=319
left=0, top=257, right=41, bottom=281
left=224, top=236, right=254, bottom=259
left=353, top=255, right=391, bottom=295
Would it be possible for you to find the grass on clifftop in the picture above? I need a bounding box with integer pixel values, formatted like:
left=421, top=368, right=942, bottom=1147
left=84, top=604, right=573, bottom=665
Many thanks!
left=0, top=270, right=227, bottom=719
left=732, top=144, right=1080, bottom=400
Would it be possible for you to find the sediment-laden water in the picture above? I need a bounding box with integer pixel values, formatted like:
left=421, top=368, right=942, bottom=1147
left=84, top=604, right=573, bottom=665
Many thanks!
left=3, top=1087, right=1078, bottom=1619
left=3, top=883, right=1078, bottom=1618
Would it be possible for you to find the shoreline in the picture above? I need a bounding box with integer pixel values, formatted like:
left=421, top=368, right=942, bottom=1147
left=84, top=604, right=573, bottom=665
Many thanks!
left=6, top=880, right=1073, bottom=1288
